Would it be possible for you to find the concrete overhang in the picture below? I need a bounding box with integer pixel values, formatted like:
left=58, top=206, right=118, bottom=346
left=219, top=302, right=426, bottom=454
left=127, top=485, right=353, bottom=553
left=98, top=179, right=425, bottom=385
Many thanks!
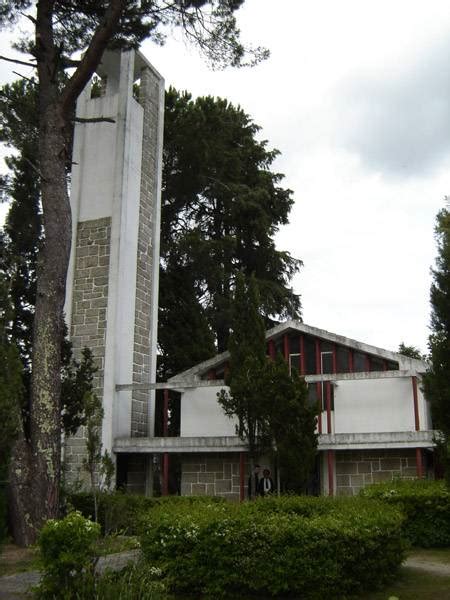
left=113, top=431, right=436, bottom=454
left=113, top=436, right=247, bottom=454
left=318, top=430, right=436, bottom=451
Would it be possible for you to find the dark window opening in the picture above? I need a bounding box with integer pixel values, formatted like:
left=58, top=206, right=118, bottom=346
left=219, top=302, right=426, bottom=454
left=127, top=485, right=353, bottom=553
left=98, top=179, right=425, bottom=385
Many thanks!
left=337, top=346, right=350, bottom=373
left=304, top=335, right=316, bottom=374
left=353, top=352, right=366, bottom=372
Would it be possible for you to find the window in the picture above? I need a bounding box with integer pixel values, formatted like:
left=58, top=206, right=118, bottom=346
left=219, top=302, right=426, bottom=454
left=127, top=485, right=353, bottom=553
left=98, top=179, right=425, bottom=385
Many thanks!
left=289, top=353, right=301, bottom=374
left=304, top=336, right=316, bottom=374
left=337, top=346, right=350, bottom=373
left=353, top=352, right=366, bottom=372
left=321, top=351, right=333, bottom=374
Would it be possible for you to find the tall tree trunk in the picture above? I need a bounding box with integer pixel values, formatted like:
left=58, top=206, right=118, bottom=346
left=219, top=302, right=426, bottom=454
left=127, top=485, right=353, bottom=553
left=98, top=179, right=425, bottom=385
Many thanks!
left=31, top=103, right=71, bottom=529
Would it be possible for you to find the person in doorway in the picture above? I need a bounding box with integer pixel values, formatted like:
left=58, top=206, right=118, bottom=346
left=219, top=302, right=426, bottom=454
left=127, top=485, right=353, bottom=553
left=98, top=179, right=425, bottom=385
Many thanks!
left=258, top=468, right=274, bottom=497
left=248, top=464, right=261, bottom=499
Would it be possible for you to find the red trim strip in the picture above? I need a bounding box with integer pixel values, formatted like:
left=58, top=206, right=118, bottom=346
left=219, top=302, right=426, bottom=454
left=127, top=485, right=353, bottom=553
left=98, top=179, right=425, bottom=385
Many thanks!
left=315, top=339, right=321, bottom=375
left=412, top=376, right=420, bottom=431
left=326, top=381, right=332, bottom=434
left=283, top=334, right=290, bottom=361
left=268, top=339, right=275, bottom=360
left=416, top=448, right=424, bottom=478
left=162, top=453, right=169, bottom=496
left=163, top=389, right=169, bottom=437
left=316, top=382, right=322, bottom=434
left=239, top=452, right=245, bottom=502
left=327, top=451, right=334, bottom=496
left=300, top=334, right=305, bottom=375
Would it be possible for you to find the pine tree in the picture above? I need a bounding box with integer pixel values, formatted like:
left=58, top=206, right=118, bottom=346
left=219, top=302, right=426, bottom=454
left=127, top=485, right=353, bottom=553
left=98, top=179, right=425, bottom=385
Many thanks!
left=423, top=206, right=450, bottom=486
left=161, top=89, right=301, bottom=356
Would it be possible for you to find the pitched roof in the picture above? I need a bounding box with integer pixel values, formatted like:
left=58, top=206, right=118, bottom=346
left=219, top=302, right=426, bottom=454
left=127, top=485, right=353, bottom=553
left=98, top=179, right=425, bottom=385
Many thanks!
left=169, top=319, right=428, bottom=382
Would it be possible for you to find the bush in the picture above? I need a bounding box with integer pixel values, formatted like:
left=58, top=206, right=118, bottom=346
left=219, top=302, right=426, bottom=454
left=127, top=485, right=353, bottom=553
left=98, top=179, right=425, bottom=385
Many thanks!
left=67, top=491, right=226, bottom=535
left=140, top=495, right=406, bottom=598
left=36, top=511, right=101, bottom=599
left=0, top=466, right=7, bottom=549
left=62, top=562, right=168, bottom=600
left=360, top=478, right=450, bottom=547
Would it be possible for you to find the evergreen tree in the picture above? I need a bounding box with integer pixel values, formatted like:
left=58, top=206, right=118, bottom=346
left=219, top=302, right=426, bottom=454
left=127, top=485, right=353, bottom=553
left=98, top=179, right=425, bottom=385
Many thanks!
left=260, top=354, right=317, bottom=492
left=398, top=342, right=425, bottom=360
left=161, top=89, right=301, bottom=357
left=423, top=206, right=450, bottom=486
left=218, top=274, right=317, bottom=489
left=218, top=273, right=268, bottom=461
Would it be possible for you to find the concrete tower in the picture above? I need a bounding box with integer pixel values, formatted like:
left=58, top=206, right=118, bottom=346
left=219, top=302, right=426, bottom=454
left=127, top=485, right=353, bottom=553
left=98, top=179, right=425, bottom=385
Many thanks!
left=64, top=50, right=164, bottom=485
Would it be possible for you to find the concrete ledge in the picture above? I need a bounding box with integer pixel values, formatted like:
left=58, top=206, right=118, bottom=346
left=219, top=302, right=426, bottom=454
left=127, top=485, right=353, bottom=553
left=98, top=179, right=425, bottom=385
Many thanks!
left=113, top=431, right=436, bottom=454
left=113, top=436, right=247, bottom=453
left=319, top=430, right=436, bottom=450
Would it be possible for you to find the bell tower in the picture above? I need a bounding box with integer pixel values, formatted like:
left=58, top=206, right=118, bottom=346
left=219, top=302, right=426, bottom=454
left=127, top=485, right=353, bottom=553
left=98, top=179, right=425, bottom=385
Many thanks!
left=64, top=49, right=164, bottom=484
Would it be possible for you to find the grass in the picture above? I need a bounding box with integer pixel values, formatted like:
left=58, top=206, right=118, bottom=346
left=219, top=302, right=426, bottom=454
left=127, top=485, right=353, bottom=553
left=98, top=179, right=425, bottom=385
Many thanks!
left=408, top=546, right=450, bottom=563
left=0, top=543, right=39, bottom=577
left=1, top=541, right=450, bottom=599
left=0, top=535, right=139, bottom=577
left=356, top=566, right=450, bottom=600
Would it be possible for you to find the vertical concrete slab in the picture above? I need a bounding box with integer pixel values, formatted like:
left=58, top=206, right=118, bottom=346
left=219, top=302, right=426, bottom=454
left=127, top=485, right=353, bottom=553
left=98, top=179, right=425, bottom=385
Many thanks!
left=64, top=49, right=164, bottom=485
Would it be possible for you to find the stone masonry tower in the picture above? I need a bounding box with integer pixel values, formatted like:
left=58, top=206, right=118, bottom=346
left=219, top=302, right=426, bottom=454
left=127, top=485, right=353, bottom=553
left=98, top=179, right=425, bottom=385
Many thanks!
left=64, top=50, right=164, bottom=483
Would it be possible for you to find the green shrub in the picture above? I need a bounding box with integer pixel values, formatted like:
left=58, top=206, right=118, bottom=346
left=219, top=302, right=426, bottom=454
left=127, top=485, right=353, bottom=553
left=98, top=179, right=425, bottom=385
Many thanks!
left=0, top=466, right=7, bottom=549
left=63, top=562, right=168, bottom=600
left=360, top=479, right=450, bottom=547
left=67, top=491, right=225, bottom=535
left=140, top=495, right=406, bottom=598
left=36, top=511, right=101, bottom=599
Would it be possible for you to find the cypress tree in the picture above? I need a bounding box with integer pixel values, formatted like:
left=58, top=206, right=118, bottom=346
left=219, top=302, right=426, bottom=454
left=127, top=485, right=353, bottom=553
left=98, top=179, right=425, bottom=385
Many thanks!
left=423, top=206, right=450, bottom=486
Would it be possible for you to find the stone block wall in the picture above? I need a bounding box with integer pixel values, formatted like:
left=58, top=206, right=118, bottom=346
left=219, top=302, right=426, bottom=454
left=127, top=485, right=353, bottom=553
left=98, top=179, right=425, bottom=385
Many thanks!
left=335, top=449, right=418, bottom=496
left=181, top=454, right=246, bottom=501
left=64, top=218, right=111, bottom=482
left=130, top=66, right=163, bottom=437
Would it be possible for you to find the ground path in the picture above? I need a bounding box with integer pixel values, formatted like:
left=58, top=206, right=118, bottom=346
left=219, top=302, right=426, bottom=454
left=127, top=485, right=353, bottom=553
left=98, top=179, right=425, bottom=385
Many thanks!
left=0, top=550, right=140, bottom=600
left=1, top=550, right=449, bottom=599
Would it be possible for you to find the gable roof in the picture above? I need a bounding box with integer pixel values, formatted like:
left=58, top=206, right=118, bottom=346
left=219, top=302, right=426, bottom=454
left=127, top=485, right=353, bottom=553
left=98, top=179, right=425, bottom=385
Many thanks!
left=169, top=319, right=428, bottom=382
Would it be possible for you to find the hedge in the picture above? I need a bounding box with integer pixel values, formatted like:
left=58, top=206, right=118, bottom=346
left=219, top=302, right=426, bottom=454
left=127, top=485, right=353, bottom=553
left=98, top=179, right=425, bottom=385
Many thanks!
left=360, top=479, right=450, bottom=547
left=140, top=495, right=406, bottom=598
left=67, top=491, right=225, bottom=535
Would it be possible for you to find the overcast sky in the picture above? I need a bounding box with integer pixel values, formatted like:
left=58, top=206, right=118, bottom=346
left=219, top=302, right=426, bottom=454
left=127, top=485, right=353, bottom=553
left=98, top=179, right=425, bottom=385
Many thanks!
left=2, top=0, right=450, bottom=354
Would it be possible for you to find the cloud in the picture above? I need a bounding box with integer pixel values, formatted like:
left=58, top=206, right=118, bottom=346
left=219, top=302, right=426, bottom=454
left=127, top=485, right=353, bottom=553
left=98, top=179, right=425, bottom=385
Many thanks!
left=333, top=33, right=450, bottom=178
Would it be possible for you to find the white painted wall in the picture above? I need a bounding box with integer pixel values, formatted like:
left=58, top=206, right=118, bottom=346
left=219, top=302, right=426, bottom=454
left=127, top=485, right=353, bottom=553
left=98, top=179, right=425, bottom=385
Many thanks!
left=180, top=386, right=238, bottom=437
left=334, top=377, right=415, bottom=434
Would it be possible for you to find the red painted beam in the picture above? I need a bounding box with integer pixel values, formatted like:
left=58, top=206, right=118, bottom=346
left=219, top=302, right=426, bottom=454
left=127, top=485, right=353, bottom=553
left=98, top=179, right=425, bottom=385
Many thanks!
left=163, top=389, right=169, bottom=437
left=315, top=339, right=321, bottom=375
left=268, top=339, right=275, bottom=360
left=327, top=451, right=334, bottom=496
left=365, top=355, right=371, bottom=372
left=316, top=382, right=322, bottom=434
left=283, top=333, right=290, bottom=361
left=239, top=452, right=245, bottom=502
left=162, top=452, right=169, bottom=496
left=412, top=376, right=420, bottom=431
left=326, top=381, right=332, bottom=434
left=299, top=334, right=305, bottom=375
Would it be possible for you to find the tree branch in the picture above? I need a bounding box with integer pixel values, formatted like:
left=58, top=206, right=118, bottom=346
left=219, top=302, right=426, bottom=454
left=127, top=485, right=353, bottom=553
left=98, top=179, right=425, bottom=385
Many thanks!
left=60, top=0, right=127, bottom=116
left=72, top=116, right=115, bottom=124
left=0, top=55, right=36, bottom=68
